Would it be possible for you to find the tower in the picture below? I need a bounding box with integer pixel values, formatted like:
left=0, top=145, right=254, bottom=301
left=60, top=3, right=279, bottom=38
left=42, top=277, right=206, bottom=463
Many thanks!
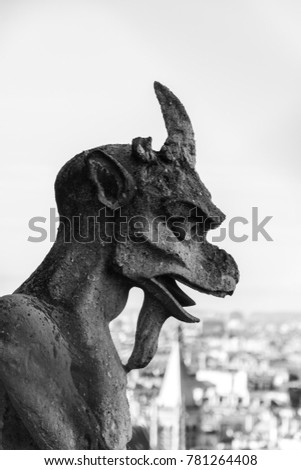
left=152, top=327, right=201, bottom=449
left=156, top=331, right=185, bottom=449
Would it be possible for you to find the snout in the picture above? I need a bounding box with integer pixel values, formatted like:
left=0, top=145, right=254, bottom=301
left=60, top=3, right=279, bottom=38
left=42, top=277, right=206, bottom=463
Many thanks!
left=189, top=242, right=239, bottom=297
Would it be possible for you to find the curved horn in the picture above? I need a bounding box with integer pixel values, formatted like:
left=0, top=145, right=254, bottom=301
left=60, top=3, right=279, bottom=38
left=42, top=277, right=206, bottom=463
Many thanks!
left=154, top=81, right=196, bottom=168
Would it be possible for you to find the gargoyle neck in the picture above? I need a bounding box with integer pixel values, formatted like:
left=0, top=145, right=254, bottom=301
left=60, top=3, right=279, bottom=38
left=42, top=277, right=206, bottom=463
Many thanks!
left=17, top=226, right=130, bottom=326
left=15, top=225, right=132, bottom=448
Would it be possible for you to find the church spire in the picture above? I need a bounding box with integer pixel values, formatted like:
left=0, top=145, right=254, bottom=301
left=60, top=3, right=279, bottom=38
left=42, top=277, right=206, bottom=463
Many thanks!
left=156, top=327, right=187, bottom=449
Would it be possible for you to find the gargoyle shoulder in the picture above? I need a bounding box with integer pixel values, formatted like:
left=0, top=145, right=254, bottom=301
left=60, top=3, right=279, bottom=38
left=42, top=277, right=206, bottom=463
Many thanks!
left=0, top=294, right=24, bottom=337
left=0, top=294, right=45, bottom=340
left=0, top=294, right=103, bottom=449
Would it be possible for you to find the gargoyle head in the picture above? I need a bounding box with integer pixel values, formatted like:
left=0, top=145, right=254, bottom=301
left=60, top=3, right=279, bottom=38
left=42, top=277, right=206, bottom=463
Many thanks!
left=55, top=82, right=239, bottom=371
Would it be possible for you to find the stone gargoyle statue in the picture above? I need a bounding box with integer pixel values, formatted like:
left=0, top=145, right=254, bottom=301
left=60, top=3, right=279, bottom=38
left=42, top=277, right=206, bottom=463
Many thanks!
left=0, top=82, right=239, bottom=449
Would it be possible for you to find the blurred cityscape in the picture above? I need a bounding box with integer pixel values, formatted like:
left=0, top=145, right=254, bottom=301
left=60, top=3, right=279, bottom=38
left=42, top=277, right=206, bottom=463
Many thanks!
left=111, top=309, right=301, bottom=450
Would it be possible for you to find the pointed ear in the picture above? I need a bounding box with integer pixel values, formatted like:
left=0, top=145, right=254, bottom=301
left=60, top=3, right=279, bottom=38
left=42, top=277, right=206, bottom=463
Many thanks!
left=87, top=149, right=136, bottom=209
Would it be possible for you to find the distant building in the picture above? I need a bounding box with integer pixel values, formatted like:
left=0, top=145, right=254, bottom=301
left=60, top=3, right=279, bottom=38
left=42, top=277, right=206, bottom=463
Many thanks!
left=227, top=311, right=245, bottom=335
left=201, top=319, right=225, bottom=337
left=114, top=310, right=301, bottom=450
left=151, top=330, right=204, bottom=450
left=196, top=369, right=250, bottom=407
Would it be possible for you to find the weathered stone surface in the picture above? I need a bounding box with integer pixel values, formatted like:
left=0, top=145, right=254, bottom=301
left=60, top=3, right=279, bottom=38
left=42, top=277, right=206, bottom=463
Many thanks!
left=0, top=82, right=239, bottom=449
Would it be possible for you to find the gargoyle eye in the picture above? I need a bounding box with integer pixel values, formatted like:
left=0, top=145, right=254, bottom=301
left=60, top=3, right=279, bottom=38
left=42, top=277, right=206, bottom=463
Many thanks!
left=204, top=216, right=222, bottom=231
left=189, top=215, right=218, bottom=235
left=167, top=216, right=187, bottom=242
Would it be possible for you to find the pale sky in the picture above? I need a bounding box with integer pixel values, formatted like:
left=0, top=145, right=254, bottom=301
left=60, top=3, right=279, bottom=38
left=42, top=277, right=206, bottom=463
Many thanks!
left=0, top=0, right=300, bottom=315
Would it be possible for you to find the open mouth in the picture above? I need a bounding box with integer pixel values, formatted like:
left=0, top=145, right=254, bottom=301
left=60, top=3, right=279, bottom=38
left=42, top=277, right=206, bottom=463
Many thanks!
left=156, top=276, right=196, bottom=307
left=139, top=276, right=199, bottom=323
left=138, top=274, right=235, bottom=324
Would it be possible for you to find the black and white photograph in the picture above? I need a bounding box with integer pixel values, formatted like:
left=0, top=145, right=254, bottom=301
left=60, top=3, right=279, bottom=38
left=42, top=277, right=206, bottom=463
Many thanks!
left=0, top=0, right=300, bottom=458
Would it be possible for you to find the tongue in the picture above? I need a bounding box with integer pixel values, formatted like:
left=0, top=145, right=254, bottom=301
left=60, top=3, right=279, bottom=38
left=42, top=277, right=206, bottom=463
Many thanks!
left=125, top=278, right=199, bottom=372
left=137, top=277, right=199, bottom=323
left=156, top=276, right=196, bottom=307
left=125, top=295, right=168, bottom=372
